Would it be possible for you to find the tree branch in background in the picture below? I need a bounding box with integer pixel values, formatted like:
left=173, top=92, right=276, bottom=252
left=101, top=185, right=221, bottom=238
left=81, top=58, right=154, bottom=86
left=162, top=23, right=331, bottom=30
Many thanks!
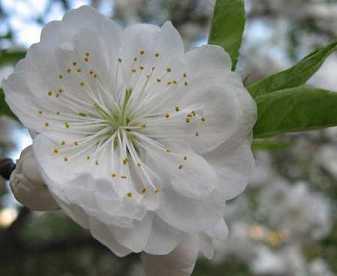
left=0, top=158, right=15, bottom=180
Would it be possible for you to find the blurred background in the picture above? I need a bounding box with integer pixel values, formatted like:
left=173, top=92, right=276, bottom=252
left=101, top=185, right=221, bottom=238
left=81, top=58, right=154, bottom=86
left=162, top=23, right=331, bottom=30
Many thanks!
left=0, top=0, right=337, bottom=275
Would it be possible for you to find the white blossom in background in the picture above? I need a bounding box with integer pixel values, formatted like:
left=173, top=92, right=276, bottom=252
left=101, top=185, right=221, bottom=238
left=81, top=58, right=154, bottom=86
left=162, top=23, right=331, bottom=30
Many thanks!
left=258, top=181, right=331, bottom=240
left=3, top=6, right=256, bottom=258
left=252, top=245, right=307, bottom=276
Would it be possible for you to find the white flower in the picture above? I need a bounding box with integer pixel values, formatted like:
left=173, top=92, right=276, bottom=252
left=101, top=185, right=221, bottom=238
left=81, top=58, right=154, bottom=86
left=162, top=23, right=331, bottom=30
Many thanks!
left=10, top=146, right=59, bottom=211
left=258, top=181, right=331, bottom=240
left=142, top=236, right=199, bottom=276
left=3, top=6, right=256, bottom=257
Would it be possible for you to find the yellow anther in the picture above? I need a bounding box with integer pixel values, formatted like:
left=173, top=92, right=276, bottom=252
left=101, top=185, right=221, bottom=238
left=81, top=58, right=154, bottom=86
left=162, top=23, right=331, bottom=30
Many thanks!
left=173, top=80, right=177, bottom=85
left=184, top=81, right=188, bottom=86
left=175, top=106, right=180, bottom=112
left=166, top=67, right=172, bottom=73
left=165, top=113, right=170, bottom=118
left=167, top=81, right=172, bottom=86
left=93, top=74, right=97, bottom=78
left=48, top=91, right=53, bottom=96
left=141, top=188, right=147, bottom=194
left=58, top=74, right=63, bottom=79
left=58, top=88, right=63, bottom=93
left=134, top=57, right=138, bottom=62
left=38, top=111, right=43, bottom=115
left=183, top=73, right=187, bottom=78
left=156, top=78, right=161, bottom=83
left=74, top=141, right=79, bottom=146
left=77, top=68, right=81, bottom=73
left=191, top=111, right=196, bottom=116
left=78, top=112, right=87, bottom=117
left=155, top=52, right=160, bottom=58
left=127, top=192, right=133, bottom=198
left=121, top=175, right=127, bottom=179
left=72, top=62, right=77, bottom=66
left=61, top=141, right=65, bottom=146
left=166, top=149, right=171, bottom=153
left=80, top=81, right=85, bottom=86
left=67, top=68, right=71, bottom=73
left=53, top=149, right=59, bottom=154
left=85, top=52, right=90, bottom=57
left=186, top=118, right=191, bottom=123
left=140, top=50, right=145, bottom=55
left=64, top=122, right=70, bottom=128
left=112, top=173, right=117, bottom=178
left=201, top=117, right=206, bottom=122
left=44, top=122, right=49, bottom=127
left=137, top=163, right=142, bottom=167
left=89, top=70, right=94, bottom=75
left=178, top=164, right=183, bottom=170
left=131, top=69, right=136, bottom=73
left=155, top=187, right=160, bottom=193
left=84, top=57, right=89, bottom=62
left=123, top=158, right=128, bottom=165
left=139, top=66, right=144, bottom=70
left=86, top=156, right=91, bottom=160
left=64, top=157, right=69, bottom=162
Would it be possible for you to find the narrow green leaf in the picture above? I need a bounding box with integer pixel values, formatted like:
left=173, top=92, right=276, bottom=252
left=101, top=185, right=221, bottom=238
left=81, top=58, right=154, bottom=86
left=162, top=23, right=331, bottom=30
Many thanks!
left=208, top=0, right=246, bottom=71
left=0, top=89, right=15, bottom=119
left=248, top=41, right=337, bottom=97
left=254, top=86, right=337, bottom=138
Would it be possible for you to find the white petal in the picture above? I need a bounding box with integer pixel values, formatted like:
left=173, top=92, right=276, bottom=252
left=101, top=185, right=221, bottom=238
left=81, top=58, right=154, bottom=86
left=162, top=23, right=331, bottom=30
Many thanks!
left=140, top=141, right=217, bottom=199
left=142, top=236, right=199, bottom=276
left=205, top=141, right=255, bottom=200
left=156, top=21, right=184, bottom=58
left=89, top=216, right=132, bottom=257
left=197, top=234, right=214, bottom=259
left=111, top=213, right=153, bottom=253
left=157, top=187, right=222, bottom=233
left=144, top=215, right=186, bottom=255
left=185, top=44, right=232, bottom=72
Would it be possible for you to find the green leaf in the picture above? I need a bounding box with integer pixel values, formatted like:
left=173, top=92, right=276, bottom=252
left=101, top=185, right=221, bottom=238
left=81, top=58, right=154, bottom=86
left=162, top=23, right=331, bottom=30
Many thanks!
left=0, top=50, right=25, bottom=67
left=254, top=86, right=337, bottom=138
left=248, top=41, right=337, bottom=97
left=208, top=0, right=246, bottom=71
left=252, top=139, right=290, bottom=151
left=0, top=89, right=16, bottom=119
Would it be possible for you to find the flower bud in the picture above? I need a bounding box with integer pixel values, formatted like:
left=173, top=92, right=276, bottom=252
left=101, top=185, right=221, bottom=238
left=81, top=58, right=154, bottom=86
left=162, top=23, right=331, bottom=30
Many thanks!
left=142, top=237, right=199, bottom=276
left=10, top=146, right=59, bottom=211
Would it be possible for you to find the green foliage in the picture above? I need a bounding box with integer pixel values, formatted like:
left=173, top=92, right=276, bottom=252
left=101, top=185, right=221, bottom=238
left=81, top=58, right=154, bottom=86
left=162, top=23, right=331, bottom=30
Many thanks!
left=0, top=50, right=25, bottom=67
left=252, top=139, right=290, bottom=151
left=0, top=89, right=15, bottom=119
left=248, top=41, right=337, bottom=97
left=209, top=0, right=246, bottom=71
left=0, top=51, right=25, bottom=120
left=254, top=86, right=337, bottom=138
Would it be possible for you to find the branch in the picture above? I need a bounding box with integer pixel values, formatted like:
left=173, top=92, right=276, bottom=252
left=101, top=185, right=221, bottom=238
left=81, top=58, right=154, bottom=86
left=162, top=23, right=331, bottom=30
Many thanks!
left=0, top=158, right=15, bottom=180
